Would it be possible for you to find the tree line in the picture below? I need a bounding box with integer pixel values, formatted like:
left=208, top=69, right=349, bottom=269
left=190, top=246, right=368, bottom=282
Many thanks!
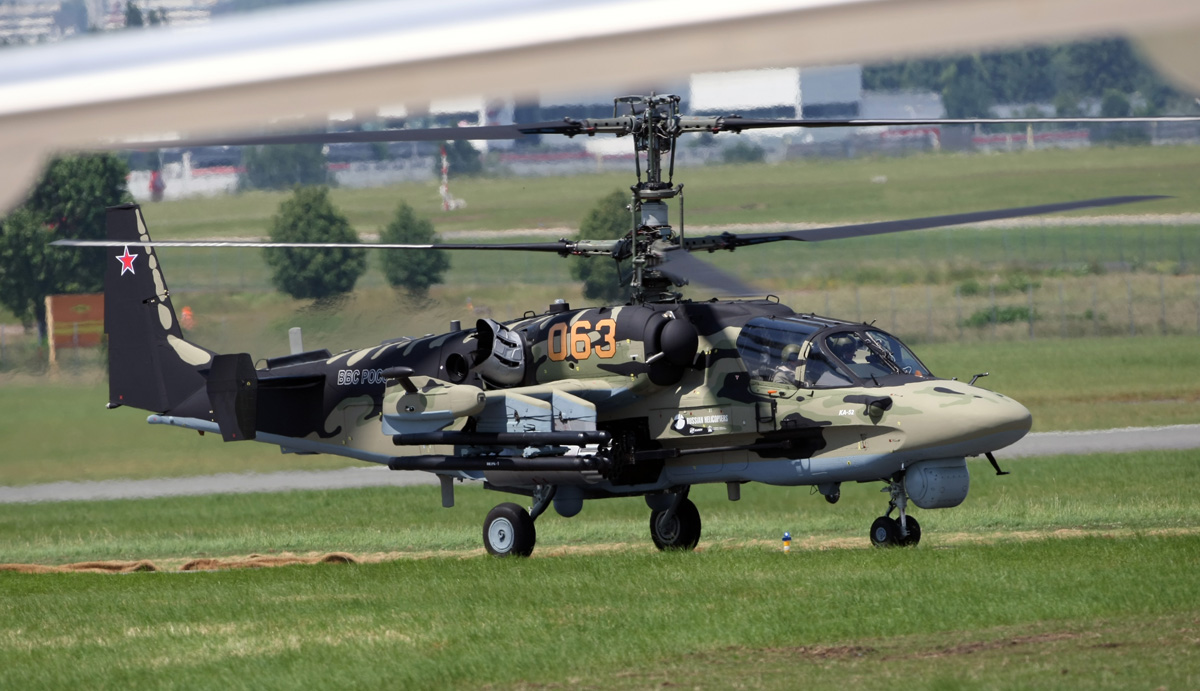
left=863, top=37, right=1188, bottom=118
left=0, top=155, right=453, bottom=342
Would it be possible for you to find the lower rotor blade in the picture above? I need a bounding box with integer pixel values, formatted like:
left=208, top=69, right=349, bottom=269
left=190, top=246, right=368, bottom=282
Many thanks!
left=51, top=239, right=579, bottom=253
left=684, top=195, right=1169, bottom=250
left=659, top=248, right=758, bottom=296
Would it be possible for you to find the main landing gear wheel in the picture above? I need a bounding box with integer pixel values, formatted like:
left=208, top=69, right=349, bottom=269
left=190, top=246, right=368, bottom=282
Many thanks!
left=900, top=516, right=921, bottom=547
left=869, top=516, right=900, bottom=547
left=483, top=503, right=536, bottom=557
left=650, top=497, right=702, bottom=551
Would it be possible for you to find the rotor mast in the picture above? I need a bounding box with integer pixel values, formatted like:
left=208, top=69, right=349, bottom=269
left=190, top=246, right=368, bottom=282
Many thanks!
left=573, top=94, right=727, bottom=303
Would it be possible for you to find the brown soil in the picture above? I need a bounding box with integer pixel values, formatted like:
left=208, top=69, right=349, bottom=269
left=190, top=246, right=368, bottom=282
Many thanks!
left=3, top=525, right=1197, bottom=575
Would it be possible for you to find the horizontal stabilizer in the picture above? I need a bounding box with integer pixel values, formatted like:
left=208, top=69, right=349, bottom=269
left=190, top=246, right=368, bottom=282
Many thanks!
left=207, top=353, right=257, bottom=441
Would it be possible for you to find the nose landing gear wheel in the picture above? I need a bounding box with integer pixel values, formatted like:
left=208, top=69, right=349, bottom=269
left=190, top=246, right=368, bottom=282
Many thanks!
left=899, top=516, right=921, bottom=547
left=483, top=502, right=536, bottom=557
left=650, top=497, right=702, bottom=551
left=870, top=515, right=922, bottom=547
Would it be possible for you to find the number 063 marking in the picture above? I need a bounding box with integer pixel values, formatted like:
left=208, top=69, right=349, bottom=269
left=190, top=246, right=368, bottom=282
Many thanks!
left=548, top=319, right=617, bottom=362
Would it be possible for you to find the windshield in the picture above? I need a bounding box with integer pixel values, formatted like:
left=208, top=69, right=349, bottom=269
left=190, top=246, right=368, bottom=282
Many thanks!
left=816, top=329, right=934, bottom=384
left=736, top=318, right=933, bottom=389
left=864, top=329, right=930, bottom=377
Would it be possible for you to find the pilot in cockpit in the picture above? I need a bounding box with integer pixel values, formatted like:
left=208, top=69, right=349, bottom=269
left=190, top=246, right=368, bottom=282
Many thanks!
left=771, top=345, right=802, bottom=385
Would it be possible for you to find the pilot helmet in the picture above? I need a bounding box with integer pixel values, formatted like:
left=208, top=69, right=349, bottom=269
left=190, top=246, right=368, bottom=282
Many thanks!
left=780, top=344, right=802, bottom=362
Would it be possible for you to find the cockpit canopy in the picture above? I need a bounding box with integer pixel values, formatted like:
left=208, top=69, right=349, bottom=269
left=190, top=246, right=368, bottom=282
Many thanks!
left=735, top=316, right=933, bottom=388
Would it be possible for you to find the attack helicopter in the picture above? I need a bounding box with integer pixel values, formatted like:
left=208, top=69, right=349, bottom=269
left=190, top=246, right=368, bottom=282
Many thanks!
left=58, top=94, right=1177, bottom=556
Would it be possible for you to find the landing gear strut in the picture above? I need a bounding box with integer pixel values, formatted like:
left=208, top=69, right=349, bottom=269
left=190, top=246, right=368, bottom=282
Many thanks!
left=870, top=479, right=921, bottom=548
left=649, top=487, right=702, bottom=551
left=482, top=485, right=556, bottom=557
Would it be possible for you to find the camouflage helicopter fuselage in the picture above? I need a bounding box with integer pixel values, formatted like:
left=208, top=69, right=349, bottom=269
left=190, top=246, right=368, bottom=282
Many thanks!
left=106, top=204, right=1030, bottom=551
left=151, top=293, right=1029, bottom=507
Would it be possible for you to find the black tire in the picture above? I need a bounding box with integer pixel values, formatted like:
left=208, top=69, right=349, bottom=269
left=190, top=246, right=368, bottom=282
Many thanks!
left=899, top=515, right=921, bottom=547
left=483, top=502, right=536, bottom=557
left=869, top=516, right=900, bottom=548
left=649, top=498, right=702, bottom=551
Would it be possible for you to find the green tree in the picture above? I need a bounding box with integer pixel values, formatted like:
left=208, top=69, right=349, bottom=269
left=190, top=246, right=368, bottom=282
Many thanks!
left=124, top=1, right=143, bottom=27
left=1100, top=89, right=1132, bottom=117
left=379, top=202, right=449, bottom=300
left=241, top=143, right=330, bottom=191
left=722, top=140, right=765, bottom=164
left=571, top=190, right=631, bottom=305
left=0, top=154, right=130, bottom=339
left=940, top=57, right=993, bottom=118
left=262, top=187, right=365, bottom=301
left=434, top=140, right=482, bottom=177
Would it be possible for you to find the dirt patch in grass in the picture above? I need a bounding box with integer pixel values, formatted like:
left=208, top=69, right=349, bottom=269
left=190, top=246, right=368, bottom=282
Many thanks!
left=909, top=631, right=1086, bottom=659
left=0, top=553, right=357, bottom=574
left=180, top=552, right=357, bottom=571
left=0, top=560, right=160, bottom=574
left=710, top=644, right=878, bottom=660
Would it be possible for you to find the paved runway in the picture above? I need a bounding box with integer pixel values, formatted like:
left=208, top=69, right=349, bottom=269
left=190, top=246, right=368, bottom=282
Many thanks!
left=2, top=424, right=1198, bottom=504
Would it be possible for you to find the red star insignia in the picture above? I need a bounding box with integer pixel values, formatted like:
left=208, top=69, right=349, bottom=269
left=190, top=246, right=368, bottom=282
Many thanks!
left=116, top=246, right=138, bottom=275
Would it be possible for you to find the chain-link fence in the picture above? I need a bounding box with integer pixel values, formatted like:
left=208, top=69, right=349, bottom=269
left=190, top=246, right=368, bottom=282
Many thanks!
left=799, top=273, right=1200, bottom=346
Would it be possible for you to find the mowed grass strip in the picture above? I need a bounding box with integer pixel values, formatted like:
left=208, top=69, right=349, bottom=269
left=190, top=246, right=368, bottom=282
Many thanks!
left=0, top=537, right=1196, bottom=689
left=1, top=450, right=1197, bottom=565
left=1, top=451, right=1197, bottom=688
left=146, top=145, right=1200, bottom=238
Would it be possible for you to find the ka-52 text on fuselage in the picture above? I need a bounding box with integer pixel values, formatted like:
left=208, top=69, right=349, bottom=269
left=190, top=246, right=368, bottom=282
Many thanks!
left=60, top=94, right=1181, bottom=556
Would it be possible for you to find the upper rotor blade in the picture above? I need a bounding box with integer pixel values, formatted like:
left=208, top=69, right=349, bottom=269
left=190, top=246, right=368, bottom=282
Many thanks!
left=659, top=247, right=759, bottom=296
left=117, top=122, right=581, bottom=150
left=683, top=195, right=1170, bottom=251
left=716, top=116, right=1200, bottom=132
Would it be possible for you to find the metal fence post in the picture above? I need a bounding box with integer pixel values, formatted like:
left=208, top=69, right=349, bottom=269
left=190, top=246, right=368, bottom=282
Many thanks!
left=1160, top=274, right=1168, bottom=335
left=956, top=286, right=962, bottom=340
left=926, top=285, right=933, bottom=341
left=1127, top=278, right=1136, bottom=336
left=1027, top=284, right=1035, bottom=340
left=989, top=283, right=997, bottom=340
left=890, top=288, right=896, bottom=332
left=1058, top=281, right=1065, bottom=338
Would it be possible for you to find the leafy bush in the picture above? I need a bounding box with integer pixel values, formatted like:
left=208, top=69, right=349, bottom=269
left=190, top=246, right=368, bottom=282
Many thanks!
left=263, top=187, right=365, bottom=301
left=0, top=154, right=130, bottom=339
left=379, top=202, right=449, bottom=300
left=571, top=190, right=631, bottom=305
left=722, top=141, right=765, bottom=164
left=241, top=144, right=330, bottom=191
left=962, top=305, right=1037, bottom=328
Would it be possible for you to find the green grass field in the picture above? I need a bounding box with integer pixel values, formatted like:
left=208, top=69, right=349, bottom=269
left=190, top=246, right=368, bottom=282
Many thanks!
left=145, top=146, right=1200, bottom=238
left=138, top=145, right=1200, bottom=298
left=1, top=145, right=1198, bottom=688
left=1, top=451, right=1198, bottom=689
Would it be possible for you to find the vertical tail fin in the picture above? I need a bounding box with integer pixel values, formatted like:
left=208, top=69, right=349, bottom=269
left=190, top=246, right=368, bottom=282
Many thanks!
left=105, top=204, right=214, bottom=412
